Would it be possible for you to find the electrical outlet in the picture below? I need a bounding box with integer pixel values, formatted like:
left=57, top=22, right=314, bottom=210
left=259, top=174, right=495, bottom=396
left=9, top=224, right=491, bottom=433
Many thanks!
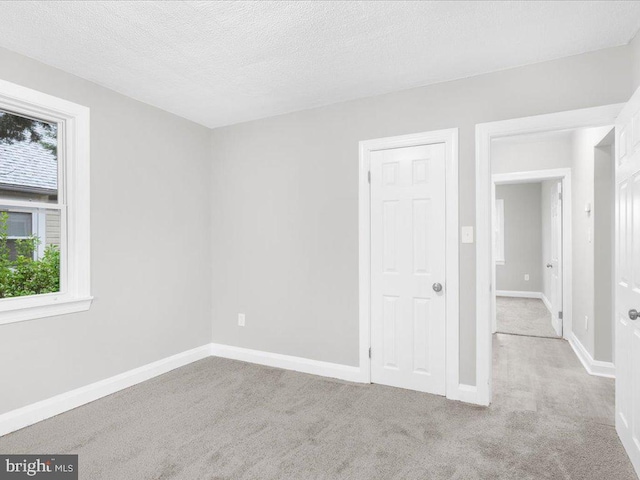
left=584, top=315, right=588, bottom=331
left=238, top=313, right=245, bottom=327
left=461, top=226, right=474, bottom=244
left=524, top=274, right=529, bottom=281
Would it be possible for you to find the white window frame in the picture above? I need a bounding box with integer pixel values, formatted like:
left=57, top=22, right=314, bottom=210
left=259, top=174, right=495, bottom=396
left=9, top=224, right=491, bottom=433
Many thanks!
left=493, top=198, right=505, bottom=265
left=0, top=79, right=91, bottom=325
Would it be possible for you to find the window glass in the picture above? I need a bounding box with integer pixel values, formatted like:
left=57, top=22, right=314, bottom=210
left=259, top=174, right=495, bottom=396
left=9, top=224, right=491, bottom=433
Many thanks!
left=0, top=109, right=60, bottom=298
left=0, top=109, right=58, bottom=203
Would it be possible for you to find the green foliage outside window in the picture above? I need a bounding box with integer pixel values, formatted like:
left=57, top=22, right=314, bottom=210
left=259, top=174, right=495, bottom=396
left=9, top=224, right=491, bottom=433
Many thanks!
left=0, top=212, right=60, bottom=298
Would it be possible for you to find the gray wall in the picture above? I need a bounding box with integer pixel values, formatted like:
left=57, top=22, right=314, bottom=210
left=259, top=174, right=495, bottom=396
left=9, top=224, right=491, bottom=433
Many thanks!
left=632, top=30, right=640, bottom=91
left=491, top=134, right=573, bottom=175
left=571, top=126, right=613, bottom=357
left=0, top=47, right=212, bottom=414
left=495, top=183, right=543, bottom=293
left=210, top=45, right=633, bottom=384
left=594, top=137, right=614, bottom=362
left=490, top=132, right=571, bottom=300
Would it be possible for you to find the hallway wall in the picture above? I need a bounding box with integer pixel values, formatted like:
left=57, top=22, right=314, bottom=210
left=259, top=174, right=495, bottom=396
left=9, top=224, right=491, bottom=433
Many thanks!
left=492, top=132, right=573, bottom=175
left=571, top=126, right=613, bottom=358
left=495, top=183, right=543, bottom=293
left=594, top=134, right=615, bottom=363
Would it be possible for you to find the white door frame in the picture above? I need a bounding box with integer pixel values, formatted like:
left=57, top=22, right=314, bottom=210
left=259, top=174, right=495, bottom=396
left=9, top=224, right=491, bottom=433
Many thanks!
left=359, top=128, right=461, bottom=400
left=475, top=104, right=623, bottom=406
left=491, top=168, right=572, bottom=339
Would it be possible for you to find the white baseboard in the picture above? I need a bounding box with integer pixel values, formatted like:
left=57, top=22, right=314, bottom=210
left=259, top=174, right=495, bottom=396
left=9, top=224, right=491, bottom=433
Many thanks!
left=541, top=294, right=563, bottom=336
left=1, top=341, right=485, bottom=437
left=209, top=343, right=364, bottom=383
left=0, top=344, right=211, bottom=437
left=567, top=332, right=615, bottom=379
left=496, top=290, right=542, bottom=299
left=211, top=344, right=489, bottom=405
left=551, top=315, right=562, bottom=337
left=541, top=293, right=552, bottom=313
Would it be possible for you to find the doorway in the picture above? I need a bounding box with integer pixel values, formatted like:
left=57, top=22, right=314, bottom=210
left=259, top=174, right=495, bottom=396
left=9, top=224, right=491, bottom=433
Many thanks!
left=475, top=104, right=622, bottom=407
left=491, top=168, right=571, bottom=341
left=478, top=119, right=624, bottom=474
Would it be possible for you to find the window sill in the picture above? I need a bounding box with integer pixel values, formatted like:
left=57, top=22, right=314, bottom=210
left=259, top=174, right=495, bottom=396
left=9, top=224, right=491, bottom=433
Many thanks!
left=495, top=260, right=505, bottom=266
left=0, top=295, right=93, bottom=326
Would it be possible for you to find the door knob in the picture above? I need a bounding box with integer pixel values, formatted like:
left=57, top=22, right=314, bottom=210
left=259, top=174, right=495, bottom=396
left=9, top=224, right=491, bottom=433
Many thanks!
left=629, top=309, right=639, bottom=320
left=546, top=263, right=553, bottom=268
left=432, top=283, right=443, bottom=293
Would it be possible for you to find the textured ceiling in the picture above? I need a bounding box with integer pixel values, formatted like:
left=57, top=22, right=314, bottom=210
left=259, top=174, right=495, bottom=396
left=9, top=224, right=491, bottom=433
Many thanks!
left=0, top=1, right=639, bottom=128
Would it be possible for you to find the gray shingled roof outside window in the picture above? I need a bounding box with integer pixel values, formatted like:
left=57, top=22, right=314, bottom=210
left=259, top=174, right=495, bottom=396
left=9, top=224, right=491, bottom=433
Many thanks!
left=0, top=125, right=57, bottom=195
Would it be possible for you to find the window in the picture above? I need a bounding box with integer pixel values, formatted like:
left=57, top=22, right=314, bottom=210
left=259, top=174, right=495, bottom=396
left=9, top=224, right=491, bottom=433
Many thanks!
left=494, top=198, right=505, bottom=265
left=0, top=79, right=91, bottom=324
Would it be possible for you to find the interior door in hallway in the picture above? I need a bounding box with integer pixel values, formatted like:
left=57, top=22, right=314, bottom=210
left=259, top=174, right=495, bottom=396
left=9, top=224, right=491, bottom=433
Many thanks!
left=370, top=143, right=446, bottom=395
left=550, top=181, right=563, bottom=337
left=615, top=86, right=640, bottom=478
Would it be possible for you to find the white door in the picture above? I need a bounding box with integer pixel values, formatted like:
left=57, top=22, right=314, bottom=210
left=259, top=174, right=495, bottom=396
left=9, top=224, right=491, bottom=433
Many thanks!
left=615, top=86, right=640, bottom=477
left=550, top=181, right=563, bottom=337
left=370, top=143, right=446, bottom=394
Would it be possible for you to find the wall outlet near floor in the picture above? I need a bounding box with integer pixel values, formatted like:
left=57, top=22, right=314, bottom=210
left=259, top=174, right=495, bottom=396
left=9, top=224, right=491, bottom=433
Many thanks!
left=584, top=315, right=588, bottom=331
left=238, top=313, right=246, bottom=327
left=524, top=274, right=529, bottom=281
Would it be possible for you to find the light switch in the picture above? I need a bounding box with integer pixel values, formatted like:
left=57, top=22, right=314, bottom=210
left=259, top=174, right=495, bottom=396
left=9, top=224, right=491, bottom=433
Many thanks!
left=461, top=226, right=474, bottom=244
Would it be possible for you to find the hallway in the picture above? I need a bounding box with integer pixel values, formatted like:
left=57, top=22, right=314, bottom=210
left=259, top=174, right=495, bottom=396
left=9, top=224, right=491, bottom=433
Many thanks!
left=496, top=296, right=560, bottom=338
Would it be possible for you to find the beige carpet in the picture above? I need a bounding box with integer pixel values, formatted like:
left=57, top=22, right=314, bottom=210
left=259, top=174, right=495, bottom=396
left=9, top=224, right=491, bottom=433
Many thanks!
left=0, top=335, right=635, bottom=479
left=497, top=296, right=560, bottom=338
